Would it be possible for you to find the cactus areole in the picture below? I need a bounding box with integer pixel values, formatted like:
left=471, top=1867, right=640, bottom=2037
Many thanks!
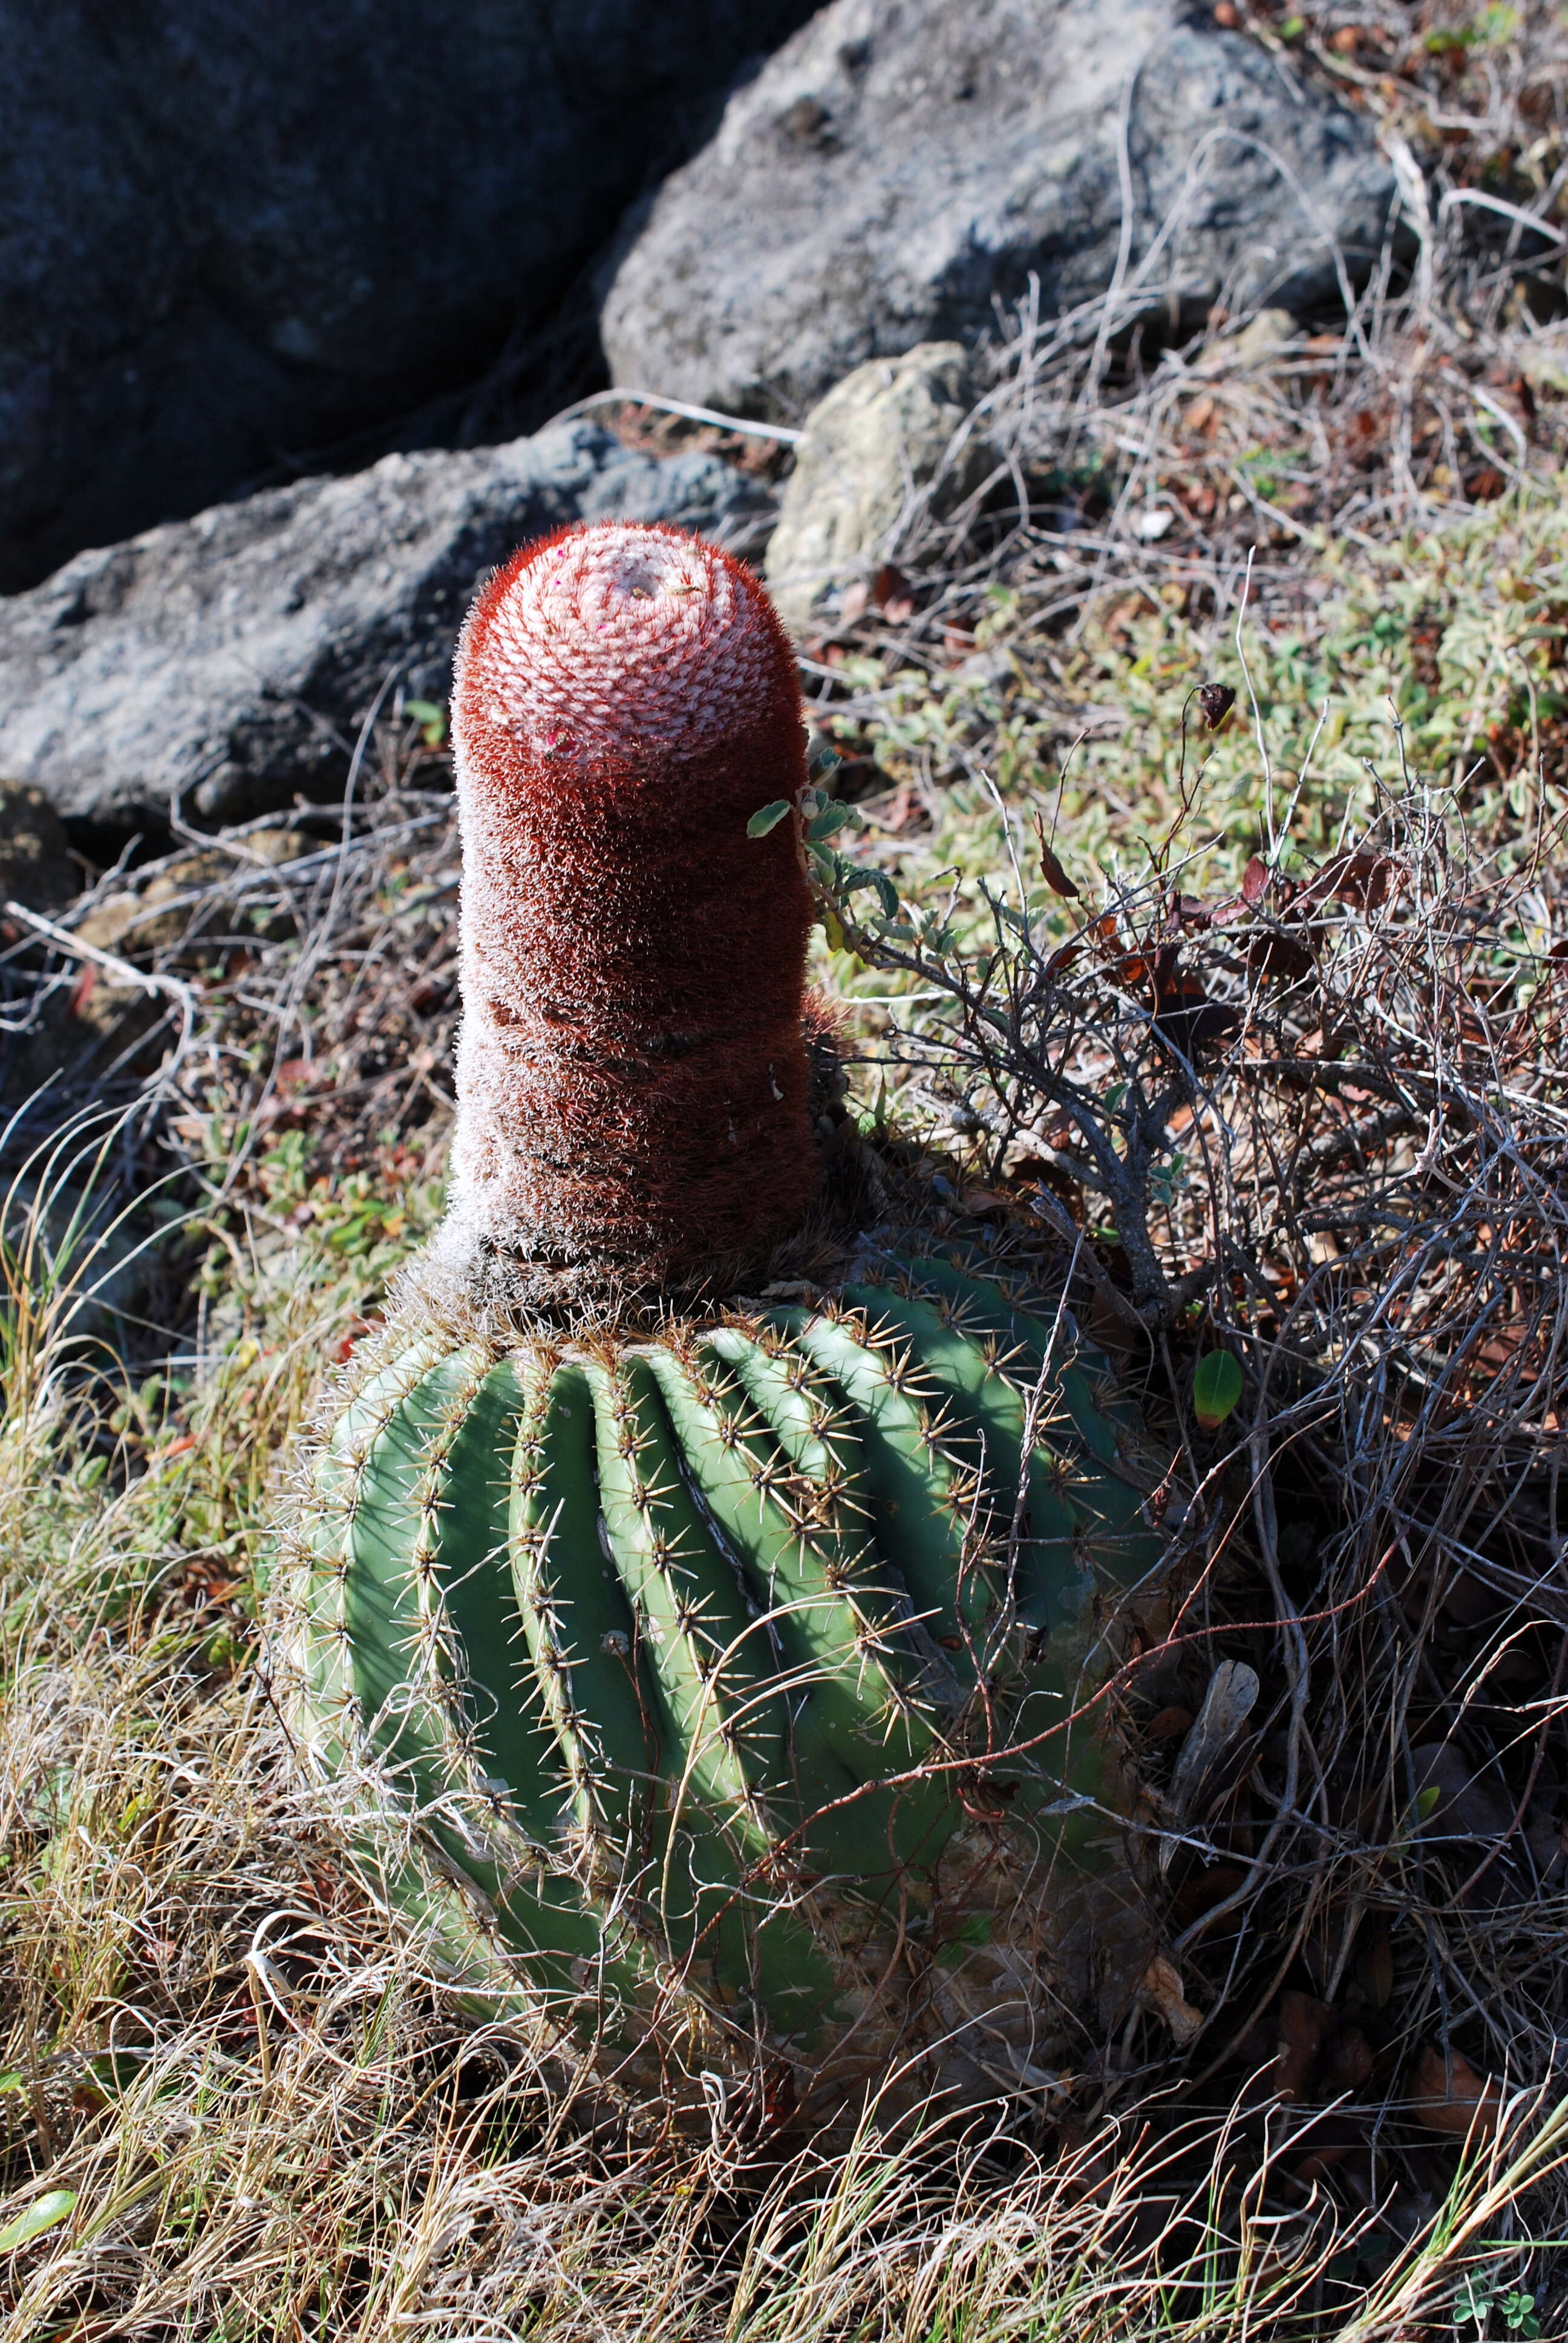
left=278, top=523, right=1164, bottom=2123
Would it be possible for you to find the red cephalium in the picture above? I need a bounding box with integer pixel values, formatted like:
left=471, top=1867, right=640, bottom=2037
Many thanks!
left=445, top=519, right=818, bottom=1285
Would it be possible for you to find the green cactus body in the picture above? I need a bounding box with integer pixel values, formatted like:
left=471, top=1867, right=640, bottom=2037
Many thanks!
left=277, top=1249, right=1164, bottom=2108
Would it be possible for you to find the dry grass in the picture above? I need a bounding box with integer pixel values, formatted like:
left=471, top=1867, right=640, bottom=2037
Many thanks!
left=1, top=759, right=1564, bottom=2336
left=0, top=1305, right=1563, bottom=2343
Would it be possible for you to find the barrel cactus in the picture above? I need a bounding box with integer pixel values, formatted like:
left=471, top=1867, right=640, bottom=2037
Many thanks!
left=275, top=521, right=1165, bottom=2119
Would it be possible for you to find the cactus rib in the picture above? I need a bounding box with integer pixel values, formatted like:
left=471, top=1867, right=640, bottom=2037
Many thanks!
left=281, top=1248, right=1166, bottom=2091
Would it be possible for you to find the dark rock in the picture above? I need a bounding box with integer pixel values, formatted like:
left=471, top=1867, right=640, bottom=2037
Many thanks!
left=0, top=1, right=815, bottom=592
left=0, top=782, right=77, bottom=913
left=600, top=0, right=1402, bottom=419
left=0, top=422, right=770, bottom=834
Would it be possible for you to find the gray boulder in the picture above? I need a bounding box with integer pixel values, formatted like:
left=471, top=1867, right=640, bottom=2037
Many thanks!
left=0, top=0, right=815, bottom=592
left=0, top=422, right=769, bottom=833
left=600, top=0, right=1401, bottom=419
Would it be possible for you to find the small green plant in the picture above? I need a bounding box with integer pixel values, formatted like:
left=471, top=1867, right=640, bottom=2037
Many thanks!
left=1454, top=2272, right=1542, bottom=2336
left=402, top=695, right=447, bottom=746
left=0, top=2190, right=77, bottom=2252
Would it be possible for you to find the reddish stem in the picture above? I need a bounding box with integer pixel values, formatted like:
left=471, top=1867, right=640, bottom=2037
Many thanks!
left=446, top=520, right=817, bottom=1286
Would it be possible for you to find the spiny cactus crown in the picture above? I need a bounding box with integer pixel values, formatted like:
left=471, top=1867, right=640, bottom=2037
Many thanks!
left=444, top=520, right=818, bottom=1296
left=471, top=524, right=782, bottom=756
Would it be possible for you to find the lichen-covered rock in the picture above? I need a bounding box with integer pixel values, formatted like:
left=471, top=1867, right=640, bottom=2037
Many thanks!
left=763, top=344, right=992, bottom=632
left=74, top=830, right=310, bottom=958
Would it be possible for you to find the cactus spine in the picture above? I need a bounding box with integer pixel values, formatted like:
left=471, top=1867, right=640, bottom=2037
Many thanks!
left=278, top=521, right=1167, bottom=2115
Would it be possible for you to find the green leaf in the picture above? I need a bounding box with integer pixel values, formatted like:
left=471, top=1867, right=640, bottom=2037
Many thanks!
left=807, top=842, right=840, bottom=885
left=1192, top=1351, right=1243, bottom=1430
left=1454, top=2276, right=1491, bottom=2328
left=840, top=868, right=900, bottom=919
left=806, top=802, right=856, bottom=842
left=746, top=801, right=792, bottom=839
left=403, top=697, right=448, bottom=746
left=1416, top=1783, right=1443, bottom=1821
left=0, top=2191, right=77, bottom=2251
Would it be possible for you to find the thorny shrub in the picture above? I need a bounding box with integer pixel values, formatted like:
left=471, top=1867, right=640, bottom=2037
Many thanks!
left=796, top=672, right=1568, bottom=2301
